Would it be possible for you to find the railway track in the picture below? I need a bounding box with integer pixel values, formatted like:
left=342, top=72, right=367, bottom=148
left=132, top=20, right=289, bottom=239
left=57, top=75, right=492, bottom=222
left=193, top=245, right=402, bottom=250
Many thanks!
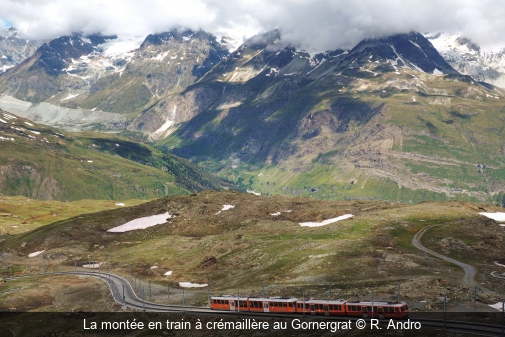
left=6, top=270, right=503, bottom=336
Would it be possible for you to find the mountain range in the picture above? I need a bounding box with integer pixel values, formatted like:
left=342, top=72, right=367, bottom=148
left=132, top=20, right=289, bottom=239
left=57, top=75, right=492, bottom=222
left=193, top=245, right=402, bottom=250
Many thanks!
left=1, top=28, right=505, bottom=204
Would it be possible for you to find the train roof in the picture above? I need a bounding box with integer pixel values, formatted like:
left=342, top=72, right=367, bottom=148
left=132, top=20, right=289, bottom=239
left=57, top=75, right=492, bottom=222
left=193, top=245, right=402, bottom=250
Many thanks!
left=345, top=301, right=407, bottom=307
left=303, top=299, right=347, bottom=304
left=211, top=296, right=298, bottom=302
left=211, top=295, right=249, bottom=300
left=249, top=297, right=298, bottom=302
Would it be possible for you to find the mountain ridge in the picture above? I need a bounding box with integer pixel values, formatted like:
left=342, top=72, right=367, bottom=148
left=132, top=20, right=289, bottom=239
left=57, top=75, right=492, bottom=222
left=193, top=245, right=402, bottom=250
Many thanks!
left=2, top=30, right=505, bottom=204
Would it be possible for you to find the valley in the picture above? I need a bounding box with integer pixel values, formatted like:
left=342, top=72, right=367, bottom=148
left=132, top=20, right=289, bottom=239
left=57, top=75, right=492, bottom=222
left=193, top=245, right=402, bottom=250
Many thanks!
left=0, top=17, right=504, bottom=333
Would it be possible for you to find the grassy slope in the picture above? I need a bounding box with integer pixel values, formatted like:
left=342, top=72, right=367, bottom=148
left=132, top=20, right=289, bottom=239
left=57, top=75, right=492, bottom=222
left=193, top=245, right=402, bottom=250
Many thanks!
left=160, top=66, right=505, bottom=204
left=0, top=196, right=149, bottom=235
left=0, top=111, right=223, bottom=201
left=2, top=191, right=503, bottom=309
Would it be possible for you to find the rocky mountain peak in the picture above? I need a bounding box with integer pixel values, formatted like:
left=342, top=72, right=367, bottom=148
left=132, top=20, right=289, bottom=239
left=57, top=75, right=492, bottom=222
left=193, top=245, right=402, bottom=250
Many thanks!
left=0, top=27, right=45, bottom=73
left=427, top=32, right=505, bottom=88
left=341, top=32, right=459, bottom=75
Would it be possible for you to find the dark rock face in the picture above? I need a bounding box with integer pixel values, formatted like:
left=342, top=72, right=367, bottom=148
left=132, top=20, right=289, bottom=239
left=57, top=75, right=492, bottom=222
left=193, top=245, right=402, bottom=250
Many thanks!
left=340, top=32, right=459, bottom=75
left=140, top=30, right=229, bottom=80
left=29, top=34, right=95, bottom=76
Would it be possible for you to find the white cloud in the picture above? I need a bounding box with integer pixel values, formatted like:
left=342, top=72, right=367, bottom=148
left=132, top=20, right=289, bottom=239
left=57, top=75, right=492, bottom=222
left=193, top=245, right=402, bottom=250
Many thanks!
left=2, top=0, right=505, bottom=52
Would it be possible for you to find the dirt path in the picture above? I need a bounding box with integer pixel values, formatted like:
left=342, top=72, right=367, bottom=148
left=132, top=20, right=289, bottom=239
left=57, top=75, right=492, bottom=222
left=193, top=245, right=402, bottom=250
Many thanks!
left=412, top=224, right=476, bottom=285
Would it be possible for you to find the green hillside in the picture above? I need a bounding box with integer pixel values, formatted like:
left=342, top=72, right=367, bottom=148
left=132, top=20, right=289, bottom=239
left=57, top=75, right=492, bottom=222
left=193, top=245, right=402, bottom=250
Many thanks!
left=0, top=110, right=223, bottom=201
left=155, top=47, right=505, bottom=204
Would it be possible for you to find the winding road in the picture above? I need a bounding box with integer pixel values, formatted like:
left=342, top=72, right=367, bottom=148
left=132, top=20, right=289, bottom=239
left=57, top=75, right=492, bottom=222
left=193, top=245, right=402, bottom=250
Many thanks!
left=412, top=224, right=476, bottom=285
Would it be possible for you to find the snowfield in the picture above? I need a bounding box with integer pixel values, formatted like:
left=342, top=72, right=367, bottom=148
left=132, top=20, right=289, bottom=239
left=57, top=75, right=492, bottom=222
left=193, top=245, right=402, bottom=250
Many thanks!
left=215, top=205, right=235, bottom=215
left=28, top=250, right=45, bottom=257
left=83, top=263, right=101, bottom=269
left=179, top=282, right=208, bottom=288
left=107, top=212, right=172, bottom=232
left=479, top=212, right=505, bottom=222
left=299, top=214, right=354, bottom=227
left=489, top=302, right=504, bottom=312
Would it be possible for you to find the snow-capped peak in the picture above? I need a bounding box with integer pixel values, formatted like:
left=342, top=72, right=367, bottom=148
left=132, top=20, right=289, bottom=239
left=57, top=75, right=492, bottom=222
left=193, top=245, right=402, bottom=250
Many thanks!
left=97, top=35, right=144, bottom=57
left=426, top=32, right=505, bottom=88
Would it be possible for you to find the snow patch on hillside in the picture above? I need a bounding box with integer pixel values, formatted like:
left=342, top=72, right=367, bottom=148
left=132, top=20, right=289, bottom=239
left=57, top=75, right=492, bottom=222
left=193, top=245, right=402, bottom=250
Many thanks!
left=179, top=282, right=208, bottom=288
left=107, top=212, right=172, bottom=232
left=215, top=205, right=235, bottom=215
left=479, top=212, right=505, bottom=222
left=83, top=263, right=101, bottom=269
left=246, top=190, right=261, bottom=196
left=300, top=214, right=354, bottom=227
left=28, top=250, right=45, bottom=257
left=489, top=302, right=504, bottom=312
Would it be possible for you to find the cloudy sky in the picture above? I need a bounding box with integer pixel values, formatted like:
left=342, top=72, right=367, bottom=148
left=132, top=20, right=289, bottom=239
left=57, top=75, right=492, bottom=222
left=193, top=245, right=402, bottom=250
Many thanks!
left=1, top=0, right=505, bottom=51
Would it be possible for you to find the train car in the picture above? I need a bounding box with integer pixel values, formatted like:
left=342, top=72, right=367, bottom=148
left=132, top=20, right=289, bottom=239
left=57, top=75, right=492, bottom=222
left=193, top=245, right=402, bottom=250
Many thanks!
left=248, top=297, right=297, bottom=313
left=344, top=301, right=409, bottom=319
left=210, top=295, right=249, bottom=311
left=248, top=297, right=269, bottom=313
left=296, top=299, right=347, bottom=316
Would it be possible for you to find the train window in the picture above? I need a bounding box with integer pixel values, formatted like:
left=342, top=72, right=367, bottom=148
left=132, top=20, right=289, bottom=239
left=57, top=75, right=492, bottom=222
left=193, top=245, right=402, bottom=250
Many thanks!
left=357, top=306, right=361, bottom=312
left=329, top=305, right=333, bottom=310
left=288, top=303, right=293, bottom=307
left=350, top=306, right=355, bottom=311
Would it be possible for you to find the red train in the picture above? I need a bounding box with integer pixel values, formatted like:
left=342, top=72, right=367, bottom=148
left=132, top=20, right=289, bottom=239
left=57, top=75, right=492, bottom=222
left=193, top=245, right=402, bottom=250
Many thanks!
left=210, top=296, right=409, bottom=319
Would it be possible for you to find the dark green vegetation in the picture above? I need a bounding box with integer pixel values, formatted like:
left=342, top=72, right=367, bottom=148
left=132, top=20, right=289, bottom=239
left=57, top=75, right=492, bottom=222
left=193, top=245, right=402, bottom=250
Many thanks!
left=0, top=111, right=222, bottom=201
left=2, top=191, right=504, bottom=312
